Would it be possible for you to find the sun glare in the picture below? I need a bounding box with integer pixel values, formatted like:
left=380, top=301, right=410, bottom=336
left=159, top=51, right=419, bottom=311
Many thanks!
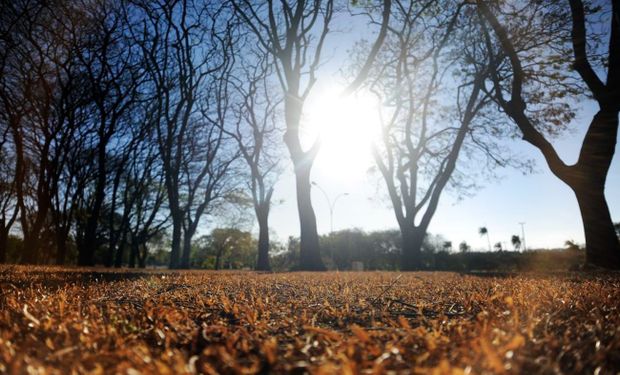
left=303, top=85, right=381, bottom=180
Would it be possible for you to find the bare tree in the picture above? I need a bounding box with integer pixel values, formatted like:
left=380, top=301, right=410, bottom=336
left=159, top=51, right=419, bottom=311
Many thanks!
left=231, top=0, right=336, bottom=270
left=130, top=0, right=235, bottom=268
left=476, top=0, right=620, bottom=268
left=359, top=1, right=495, bottom=269
left=227, top=51, right=283, bottom=271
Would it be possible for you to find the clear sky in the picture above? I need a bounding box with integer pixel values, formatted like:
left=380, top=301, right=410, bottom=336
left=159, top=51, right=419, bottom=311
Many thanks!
left=260, top=11, right=620, bottom=252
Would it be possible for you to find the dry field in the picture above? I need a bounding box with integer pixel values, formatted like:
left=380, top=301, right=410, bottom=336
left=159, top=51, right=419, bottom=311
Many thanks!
left=0, top=266, right=619, bottom=374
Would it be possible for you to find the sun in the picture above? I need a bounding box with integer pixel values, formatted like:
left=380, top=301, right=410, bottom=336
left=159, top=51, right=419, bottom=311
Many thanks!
left=302, top=85, right=381, bottom=181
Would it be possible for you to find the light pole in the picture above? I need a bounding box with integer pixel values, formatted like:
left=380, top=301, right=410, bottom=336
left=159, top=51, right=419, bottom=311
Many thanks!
left=311, top=181, right=349, bottom=233
left=519, top=222, right=527, bottom=251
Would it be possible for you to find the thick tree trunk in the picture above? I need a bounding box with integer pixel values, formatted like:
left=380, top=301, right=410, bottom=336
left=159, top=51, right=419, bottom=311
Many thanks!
left=21, top=232, right=40, bottom=264
left=400, top=228, right=424, bottom=271
left=55, top=227, right=69, bottom=265
left=283, top=93, right=324, bottom=271
left=138, top=245, right=147, bottom=268
left=169, top=217, right=182, bottom=269
left=129, top=241, right=139, bottom=268
left=180, top=227, right=194, bottom=269
left=295, top=164, right=324, bottom=271
left=573, top=186, right=620, bottom=268
left=561, top=110, right=620, bottom=269
left=255, top=207, right=270, bottom=271
left=114, top=231, right=128, bottom=268
left=0, top=229, right=8, bottom=263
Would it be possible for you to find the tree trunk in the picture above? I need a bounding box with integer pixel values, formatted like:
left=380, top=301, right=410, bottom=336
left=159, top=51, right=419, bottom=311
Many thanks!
left=573, top=185, right=620, bottom=268
left=215, top=247, right=223, bottom=270
left=400, top=228, right=424, bottom=271
left=169, top=217, right=182, bottom=269
left=0, top=229, right=8, bottom=263
left=255, top=207, right=270, bottom=271
left=138, top=245, right=147, bottom=268
left=180, top=227, right=194, bottom=269
left=114, top=231, right=128, bottom=268
left=55, top=227, right=69, bottom=265
left=295, top=164, right=324, bottom=270
left=21, top=232, right=40, bottom=264
left=129, top=241, right=138, bottom=268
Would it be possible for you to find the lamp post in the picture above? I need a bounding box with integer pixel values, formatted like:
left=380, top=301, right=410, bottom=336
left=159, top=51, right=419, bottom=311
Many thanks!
left=311, top=181, right=349, bottom=233
left=519, top=222, right=527, bottom=252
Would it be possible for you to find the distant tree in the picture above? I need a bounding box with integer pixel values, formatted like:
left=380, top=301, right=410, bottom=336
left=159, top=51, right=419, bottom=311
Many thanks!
left=565, top=240, right=581, bottom=252
left=494, top=242, right=503, bottom=252
left=205, top=228, right=256, bottom=270
left=476, top=1, right=620, bottom=268
left=479, top=227, right=492, bottom=252
left=459, top=241, right=471, bottom=253
left=443, top=241, right=453, bottom=252
left=511, top=235, right=522, bottom=251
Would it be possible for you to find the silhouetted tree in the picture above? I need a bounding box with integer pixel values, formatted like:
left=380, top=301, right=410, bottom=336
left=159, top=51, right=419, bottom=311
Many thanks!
left=130, top=0, right=237, bottom=268
left=479, top=227, right=492, bottom=252
left=476, top=0, right=620, bottom=268
left=459, top=241, right=470, bottom=253
left=511, top=235, right=521, bottom=251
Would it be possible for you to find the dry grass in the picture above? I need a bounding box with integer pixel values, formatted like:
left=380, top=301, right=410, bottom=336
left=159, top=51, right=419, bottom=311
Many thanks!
left=0, top=266, right=619, bottom=374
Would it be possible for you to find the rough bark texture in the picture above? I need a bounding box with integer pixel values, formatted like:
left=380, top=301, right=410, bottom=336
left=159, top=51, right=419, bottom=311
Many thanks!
left=294, top=162, right=324, bottom=271
left=400, top=228, right=424, bottom=271
left=255, top=207, right=271, bottom=271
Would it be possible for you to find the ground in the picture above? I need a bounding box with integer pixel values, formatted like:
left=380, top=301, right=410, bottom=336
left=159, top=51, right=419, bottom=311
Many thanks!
left=0, top=267, right=619, bottom=374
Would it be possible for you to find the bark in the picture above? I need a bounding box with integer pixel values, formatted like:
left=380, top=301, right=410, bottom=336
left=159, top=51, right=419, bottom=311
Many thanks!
left=169, top=216, right=182, bottom=268
left=215, top=247, right=223, bottom=270
left=255, top=206, right=270, bottom=271
left=295, top=162, right=324, bottom=271
left=181, top=228, right=193, bottom=269
left=0, top=229, right=8, bottom=263
left=129, top=241, right=138, bottom=268
left=114, top=230, right=128, bottom=268
left=55, top=226, right=69, bottom=265
left=574, top=185, right=620, bottom=268
left=400, top=227, right=424, bottom=271
left=78, top=146, right=106, bottom=266
left=283, top=94, right=324, bottom=270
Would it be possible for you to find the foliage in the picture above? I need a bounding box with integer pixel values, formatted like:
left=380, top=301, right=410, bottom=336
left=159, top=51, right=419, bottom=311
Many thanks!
left=1, top=267, right=619, bottom=373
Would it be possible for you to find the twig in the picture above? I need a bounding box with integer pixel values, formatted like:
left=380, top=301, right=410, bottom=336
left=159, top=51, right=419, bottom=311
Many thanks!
left=369, top=274, right=403, bottom=306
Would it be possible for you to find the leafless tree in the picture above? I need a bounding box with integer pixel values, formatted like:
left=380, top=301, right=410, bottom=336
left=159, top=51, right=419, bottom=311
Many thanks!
left=131, top=0, right=239, bottom=268
left=227, top=50, right=283, bottom=271
left=358, top=1, right=497, bottom=269
left=231, top=0, right=336, bottom=270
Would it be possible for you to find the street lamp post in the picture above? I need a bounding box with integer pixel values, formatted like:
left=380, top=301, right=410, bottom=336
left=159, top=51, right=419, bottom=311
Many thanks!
left=519, top=222, right=527, bottom=252
left=311, top=181, right=349, bottom=233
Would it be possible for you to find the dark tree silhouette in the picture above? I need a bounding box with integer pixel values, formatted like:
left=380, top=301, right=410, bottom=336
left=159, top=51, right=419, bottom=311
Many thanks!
left=477, top=0, right=620, bottom=268
left=511, top=235, right=521, bottom=251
